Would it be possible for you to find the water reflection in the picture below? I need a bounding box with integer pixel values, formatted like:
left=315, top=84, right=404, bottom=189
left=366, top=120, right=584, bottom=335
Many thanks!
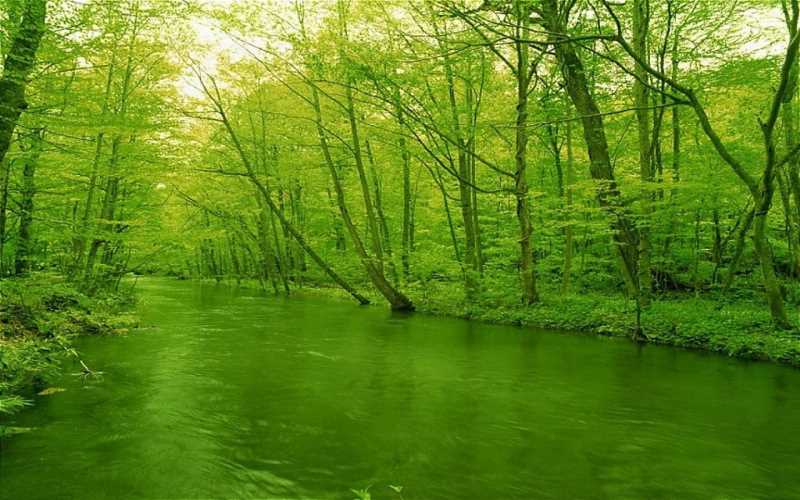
left=2, top=279, right=799, bottom=499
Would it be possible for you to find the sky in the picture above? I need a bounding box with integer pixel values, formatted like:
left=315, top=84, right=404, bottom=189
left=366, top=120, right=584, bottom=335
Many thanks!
left=180, top=0, right=790, bottom=98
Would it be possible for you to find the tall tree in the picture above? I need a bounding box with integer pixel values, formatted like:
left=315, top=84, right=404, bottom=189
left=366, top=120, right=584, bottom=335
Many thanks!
left=0, top=0, right=46, bottom=166
left=541, top=0, right=642, bottom=313
left=598, top=0, right=800, bottom=328
left=0, top=0, right=46, bottom=274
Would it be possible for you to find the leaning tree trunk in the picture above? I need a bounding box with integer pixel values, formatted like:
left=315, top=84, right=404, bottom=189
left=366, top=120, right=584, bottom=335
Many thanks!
left=366, top=139, right=399, bottom=283
left=200, top=75, right=370, bottom=306
left=343, top=85, right=387, bottom=276
left=543, top=0, right=640, bottom=301
left=310, top=84, right=413, bottom=311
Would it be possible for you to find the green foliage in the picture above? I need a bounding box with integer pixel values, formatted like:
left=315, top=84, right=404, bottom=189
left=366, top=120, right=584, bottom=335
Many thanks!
left=0, top=392, right=30, bottom=415
left=0, top=338, right=61, bottom=392
left=350, top=486, right=371, bottom=500
left=0, top=392, right=32, bottom=438
left=0, top=274, right=137, bottom=437
left=349, top=484, right=404, bottom=500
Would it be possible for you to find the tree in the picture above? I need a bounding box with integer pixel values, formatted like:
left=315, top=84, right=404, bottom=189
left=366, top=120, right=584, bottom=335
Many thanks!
left=597, top=0, right=800, bottom=328
left=0, top=0, right=46, bottom=274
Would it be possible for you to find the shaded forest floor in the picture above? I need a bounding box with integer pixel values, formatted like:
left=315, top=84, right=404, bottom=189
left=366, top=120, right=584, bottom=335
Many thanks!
left=0, top=274, right=137, bottom=436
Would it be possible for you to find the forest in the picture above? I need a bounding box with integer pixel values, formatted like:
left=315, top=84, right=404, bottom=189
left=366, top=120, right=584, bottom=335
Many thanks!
left=2, top=0, right=800, bottom=498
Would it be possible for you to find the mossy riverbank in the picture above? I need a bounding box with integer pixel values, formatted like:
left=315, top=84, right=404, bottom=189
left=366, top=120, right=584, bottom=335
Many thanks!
left=0, top=274, right=138, bottom=437
left=420, top=290, right=800, bottom=368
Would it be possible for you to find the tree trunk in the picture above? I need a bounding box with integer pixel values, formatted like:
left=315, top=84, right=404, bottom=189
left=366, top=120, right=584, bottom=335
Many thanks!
left=777, top=171, right=800, bottom=275
left=753, top=209, right=790, bottom=328
left=73, top=42, right=117, bottom=274
left=561, top=117, right=575, bottom=294
left=366, top=139, right=398, bottom=283
left=431, top=167, right=462, bottom=263
left=0, top=0, right=47, bottom=167
left=754, top=126, right=791, bottom=328
left=514, top=5, right=539, bottom=304
left=342, top=60, right=386, bottom=278
left=228, top=234, right=242, bottom=284
left=440, top=39, right=480, bottom=298
left=781, top=14, right=800, bottom=277
left=14, top=128, right=43, bottom=275
left=394, top=96, right=413, bottom=282
left=277, top=187, right=295, bottom=278
left=0, top=0, right=46, bottom=275
left=310, top=83, right=413, bottom=310
left=723, top=208, right=755, bottom=290
left=292, top=180, right=307, bottom=272
left=466, top=85, right=485, bottom=276
left=84, top=136, right=123, bottom=284
left=543, top=0, right=640, bottom=302
left=254, top=196, right=280, bottom=294
left=261, top=177, right=291, bottom=294
left=633, top=0, right=652, bottom=304
left=0, top=158, right=11, bottom=275
left=326, top=187, right=347, bottom=250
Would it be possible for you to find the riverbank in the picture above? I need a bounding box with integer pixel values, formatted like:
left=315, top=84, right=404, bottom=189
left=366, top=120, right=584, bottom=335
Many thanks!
left=205, top=277, right=800, bottom=368
left=0, top=273, right=138, bottom=436
left=417, top=286, right=800, bottom=368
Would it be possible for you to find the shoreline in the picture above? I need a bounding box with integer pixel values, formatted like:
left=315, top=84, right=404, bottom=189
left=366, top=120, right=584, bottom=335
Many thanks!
left=195, top=277, right=800, bottom=369
left=4, top=273, right=798, bottom=437
left=0, top=274, right=137, bottom=437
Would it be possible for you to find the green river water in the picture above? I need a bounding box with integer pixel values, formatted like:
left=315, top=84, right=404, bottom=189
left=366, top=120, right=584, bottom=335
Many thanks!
left=1, top=278, right=800, bottom=499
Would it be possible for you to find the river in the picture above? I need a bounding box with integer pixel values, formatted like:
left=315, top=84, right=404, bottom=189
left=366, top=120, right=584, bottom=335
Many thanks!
left=1, top=278, right=799, bottom=499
